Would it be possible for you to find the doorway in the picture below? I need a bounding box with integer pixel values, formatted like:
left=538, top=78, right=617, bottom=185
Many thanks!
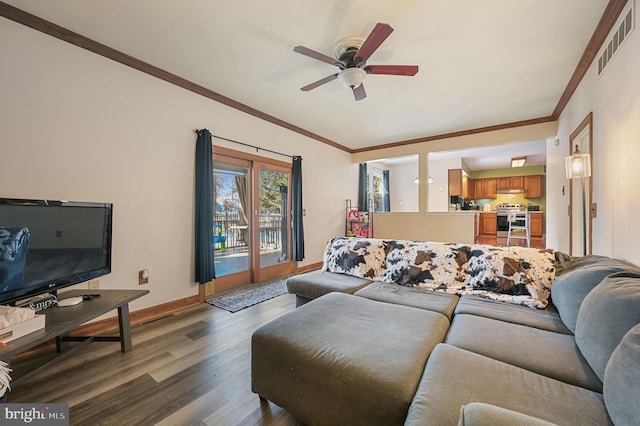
left=213, top=146, right=293, bottom=291
left=569, top=112, right=593, bottom=256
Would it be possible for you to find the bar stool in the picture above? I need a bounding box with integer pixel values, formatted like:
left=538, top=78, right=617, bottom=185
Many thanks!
left=507, top=211, right=530, bottom=247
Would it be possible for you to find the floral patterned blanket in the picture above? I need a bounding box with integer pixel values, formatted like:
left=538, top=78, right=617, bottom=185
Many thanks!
left=321, top=237, right=557, bottom=309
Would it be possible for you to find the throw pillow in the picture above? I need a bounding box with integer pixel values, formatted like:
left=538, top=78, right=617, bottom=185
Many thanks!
left=551, top=255, right=637, bottom=333
left=575, top=271, right=640, bottom=381
left=603, top=323, right=640, bottom=426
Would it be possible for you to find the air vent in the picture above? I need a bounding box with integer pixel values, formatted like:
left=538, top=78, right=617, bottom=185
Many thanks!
left=598, top=5, right=634, bottom=76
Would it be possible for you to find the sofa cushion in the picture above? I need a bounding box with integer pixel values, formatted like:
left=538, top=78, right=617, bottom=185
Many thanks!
left=405, top=344, right=611, bottom=426
left=458, top=402, right=558, bottom=426
left=445, top=314, right=602, bottom=392
left=575, top=271, right=640, bottom=382
left=285, top=270, right=371, bottom=302
left=252, top=292, right=449, bottom=426
left=354, top=281, right=459, bottom=320
left=551, top=255, right=637, bottom=333
left=454, top=295, right=572, bottom=334
left=603, top=323, right=640, bottom=426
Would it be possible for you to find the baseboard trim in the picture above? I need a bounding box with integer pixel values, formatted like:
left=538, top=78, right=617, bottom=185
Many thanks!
left=297, top=261, right=322, bottom=274
left=71, top=294, right=201, bottom=336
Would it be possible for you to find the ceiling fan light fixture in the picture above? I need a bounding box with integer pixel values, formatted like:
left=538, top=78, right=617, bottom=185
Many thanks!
left=338, top=68, right=366, bottom=89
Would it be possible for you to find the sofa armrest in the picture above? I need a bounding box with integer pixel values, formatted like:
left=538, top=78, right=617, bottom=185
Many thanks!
left=458, top=403, right=557, bottom=426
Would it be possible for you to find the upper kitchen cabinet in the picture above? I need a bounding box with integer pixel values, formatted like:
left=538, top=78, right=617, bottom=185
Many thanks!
left=474, top=178, right=497, bottom=199
left=497, top=176, right=525, bottom=191
left=495, top=175, right=543, bottom=198
left=448, top=169, right=472, bottom=199
left=524, top=175, right=542, bottom=198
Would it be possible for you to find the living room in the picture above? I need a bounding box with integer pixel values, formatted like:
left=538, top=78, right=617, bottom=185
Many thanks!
left=1, top=0, right=639, bottom=424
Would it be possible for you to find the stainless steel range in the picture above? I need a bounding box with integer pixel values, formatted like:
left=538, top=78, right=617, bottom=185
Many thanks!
left=496, top=203, right=526, bottom=236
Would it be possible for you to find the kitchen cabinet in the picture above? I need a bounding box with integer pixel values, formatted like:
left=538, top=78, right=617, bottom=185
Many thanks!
left=473, top=178, right=497, bottom=199
left=529, top=211, right=543, bottom=238
left=497, top=178, right=510, bottom=191
left=479, top=212, right=497, bottom=235
left=475, top=212, right=497, bottom=245
left=448, top=169, right=461, bottom=196
left=448, top=169, right=471, bottom=198
left=510, top=176, right=524, bottom=189
left=497, top=176, right=525, bottom=191
left=524, top=175, right=542, bottom=198
left=497, top=175, right=542, bottom=197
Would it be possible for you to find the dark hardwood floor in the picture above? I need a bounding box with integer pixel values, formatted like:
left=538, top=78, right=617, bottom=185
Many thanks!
left=8, top=293, right=304, bottom=426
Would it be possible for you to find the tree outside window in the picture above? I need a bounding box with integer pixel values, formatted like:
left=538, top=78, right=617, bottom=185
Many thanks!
left=367, top=169, right=386, bottom=212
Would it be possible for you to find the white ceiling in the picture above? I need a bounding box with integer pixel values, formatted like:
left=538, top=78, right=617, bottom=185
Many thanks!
left=429, top=139, right=547, bottom=171
left=4, top=0, right=609, bottom=151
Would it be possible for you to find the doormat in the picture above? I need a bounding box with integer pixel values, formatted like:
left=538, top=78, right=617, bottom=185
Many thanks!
left=206, top=278, right=289, bottom=313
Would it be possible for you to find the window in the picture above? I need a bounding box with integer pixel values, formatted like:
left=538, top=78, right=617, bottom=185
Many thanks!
left=367, top=167, right=386, bottom=213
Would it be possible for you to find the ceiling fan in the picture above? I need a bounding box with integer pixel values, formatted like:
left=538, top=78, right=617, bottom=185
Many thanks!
left=293, top=23, right=419, bottom=101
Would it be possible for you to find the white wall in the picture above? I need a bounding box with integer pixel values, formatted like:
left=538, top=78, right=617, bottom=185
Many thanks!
left=387, top=162, right=418, bottom=212
left=548, top=0, right=640, bottom=265
left=0, top=19, right=356, bottom=311
left=428, top=157, right=461, bottom=212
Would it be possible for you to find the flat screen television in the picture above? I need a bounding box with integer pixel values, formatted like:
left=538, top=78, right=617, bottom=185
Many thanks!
left=0, top=198, right=112, bottom=305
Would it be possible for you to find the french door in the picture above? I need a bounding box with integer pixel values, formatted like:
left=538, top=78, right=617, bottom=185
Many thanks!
left=212, top=146, right=293, bottom=291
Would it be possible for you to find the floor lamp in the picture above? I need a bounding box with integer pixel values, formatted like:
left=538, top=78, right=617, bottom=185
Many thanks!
left=565, top=145, right=592, bottom=256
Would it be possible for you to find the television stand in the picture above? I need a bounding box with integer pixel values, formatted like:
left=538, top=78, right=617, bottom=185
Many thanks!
left=0, top=289, right=148, bottom=382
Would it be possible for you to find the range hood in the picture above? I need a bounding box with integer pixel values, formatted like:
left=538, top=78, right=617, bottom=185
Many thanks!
left=496, top=189, right=525, bottom=194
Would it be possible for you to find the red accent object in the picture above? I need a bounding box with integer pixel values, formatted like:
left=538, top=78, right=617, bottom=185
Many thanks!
left=366, top=65, right=419, bottom=76
left=354, top=23, right=394, bottom=62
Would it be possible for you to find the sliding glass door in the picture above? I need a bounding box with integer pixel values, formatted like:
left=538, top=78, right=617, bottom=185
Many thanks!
left=256, top=164, right=292, bottom=281
left=213, top=148, right=293, bottom=291
left=212, top=157, right=251, bottom=290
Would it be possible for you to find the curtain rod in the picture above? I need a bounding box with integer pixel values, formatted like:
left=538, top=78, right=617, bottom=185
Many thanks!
left=196, top=130, right=293, bottom=159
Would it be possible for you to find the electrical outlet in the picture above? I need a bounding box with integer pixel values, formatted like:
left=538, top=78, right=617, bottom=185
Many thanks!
left=88, top=280, right=100, bottom=290
left=139, top=269, right=149, bottom=285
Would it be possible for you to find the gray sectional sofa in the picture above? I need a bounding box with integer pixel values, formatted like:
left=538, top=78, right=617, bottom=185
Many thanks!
left=251, top=237, right=640, bottom=425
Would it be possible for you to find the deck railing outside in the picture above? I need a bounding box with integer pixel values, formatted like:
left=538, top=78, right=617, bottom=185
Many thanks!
left=214, top=212, right=284, bottom=250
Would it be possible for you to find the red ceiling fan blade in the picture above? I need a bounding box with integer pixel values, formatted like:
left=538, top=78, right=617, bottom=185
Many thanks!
left=354, top=23, right=393, bottom=62
left=353, top=84, right=367, bottom=101
left=366, top=65, right=419, bottom=76
left=300, top=73, right=339, bottom=91
left=293, top=46, right=345, bottom=67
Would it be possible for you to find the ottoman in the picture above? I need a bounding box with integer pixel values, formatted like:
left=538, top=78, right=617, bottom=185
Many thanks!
left=251, top=292, right=450, bottom=426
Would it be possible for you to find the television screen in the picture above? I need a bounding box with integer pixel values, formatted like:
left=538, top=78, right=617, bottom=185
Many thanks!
left=0, top=198, right=112, bottom=305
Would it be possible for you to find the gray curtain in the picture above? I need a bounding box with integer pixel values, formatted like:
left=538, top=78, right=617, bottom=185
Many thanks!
left=383, top=170, right=390, bottom=212
left=292, top=156, right=305, bottom=261
left=358, top=163, right=368, bottom=211
left=234, top=175, right=249, bottom=246
left=235, top=175, right=249, bottom=226
left=280, top=185, right=289, bottom=261
left=195, top=129, right=215, bottom=282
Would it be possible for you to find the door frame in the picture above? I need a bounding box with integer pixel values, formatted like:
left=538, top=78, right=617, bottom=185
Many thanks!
left=568, top=112, right=594, bottom=256
left=212, top=146, right=294, bottom=291
left=252, top=161, right=293, bottom=282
